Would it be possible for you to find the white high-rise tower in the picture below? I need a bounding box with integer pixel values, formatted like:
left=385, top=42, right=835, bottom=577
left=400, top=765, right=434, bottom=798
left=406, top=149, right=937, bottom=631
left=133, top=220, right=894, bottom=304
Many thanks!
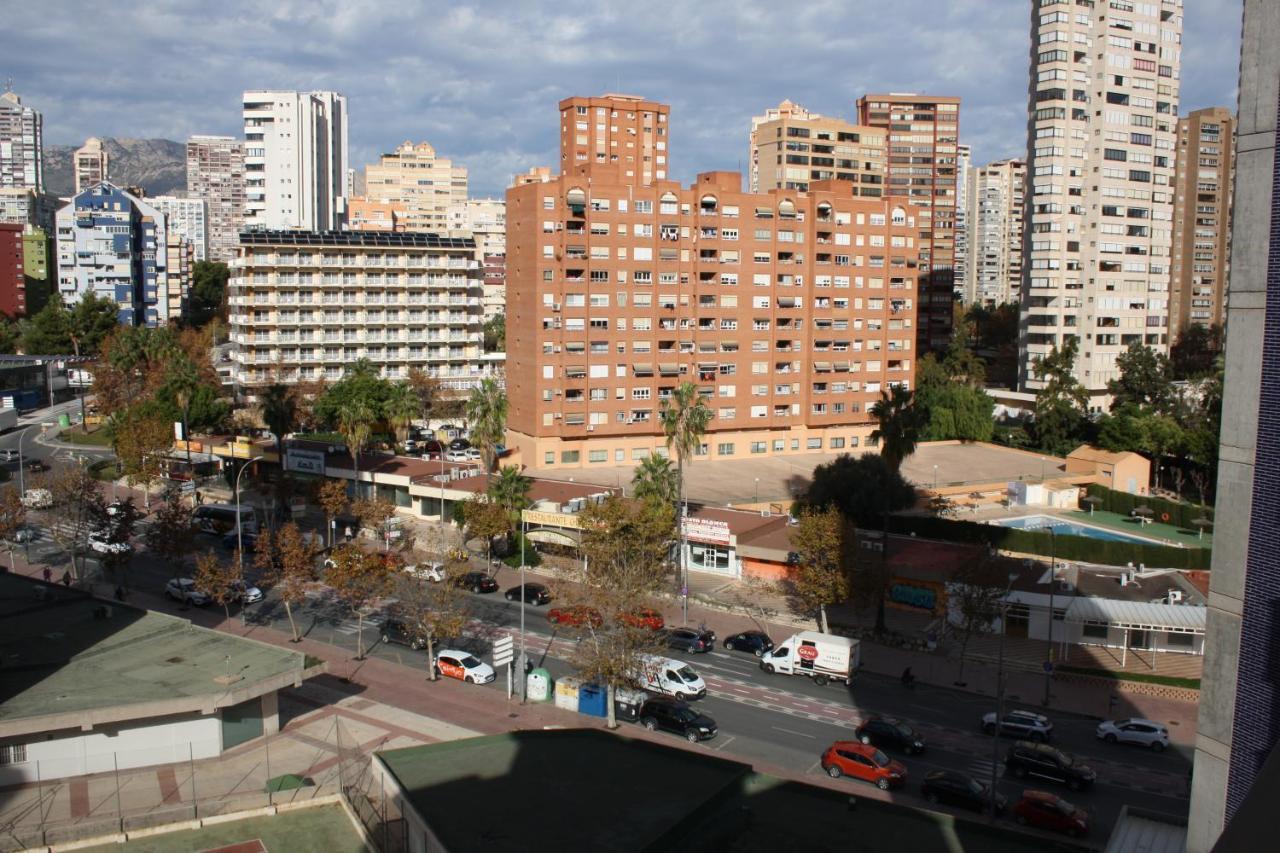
left=242, top=90, right=348, bottom=231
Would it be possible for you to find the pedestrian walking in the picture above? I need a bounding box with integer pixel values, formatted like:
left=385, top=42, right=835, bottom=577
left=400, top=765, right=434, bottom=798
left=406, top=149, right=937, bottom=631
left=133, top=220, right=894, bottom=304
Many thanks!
left=61, top=570, right=72, bottom=587
left=42, top=566, right=52, bottom=583
left=344, top=524, right=354, bottom=542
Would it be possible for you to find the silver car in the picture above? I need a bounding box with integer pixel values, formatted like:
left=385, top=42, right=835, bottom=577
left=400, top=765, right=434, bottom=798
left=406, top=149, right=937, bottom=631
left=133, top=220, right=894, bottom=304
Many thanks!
left=1096, top=718, right=1169, bottom=752
left=982, top=709, right=1054, bottom=742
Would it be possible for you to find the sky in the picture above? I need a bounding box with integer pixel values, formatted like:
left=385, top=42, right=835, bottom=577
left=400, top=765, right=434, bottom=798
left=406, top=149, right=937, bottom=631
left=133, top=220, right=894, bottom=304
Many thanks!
left=4, top=0, right=1244, bottom=198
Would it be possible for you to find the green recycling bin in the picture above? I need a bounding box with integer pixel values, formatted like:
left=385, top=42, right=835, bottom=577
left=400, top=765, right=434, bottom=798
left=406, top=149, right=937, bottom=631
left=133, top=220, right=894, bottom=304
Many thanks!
left=58, top=414, right=71, bottom=428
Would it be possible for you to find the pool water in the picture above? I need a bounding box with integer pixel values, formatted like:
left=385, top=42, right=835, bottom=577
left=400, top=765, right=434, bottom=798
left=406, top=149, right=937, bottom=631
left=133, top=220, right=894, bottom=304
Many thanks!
left=993, top=515, right=1163, bottom=545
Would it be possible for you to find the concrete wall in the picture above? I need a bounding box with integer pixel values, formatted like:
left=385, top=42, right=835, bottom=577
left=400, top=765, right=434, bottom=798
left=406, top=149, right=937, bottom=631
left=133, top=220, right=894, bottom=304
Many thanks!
left=1189, top=2, right=1280, bottom=850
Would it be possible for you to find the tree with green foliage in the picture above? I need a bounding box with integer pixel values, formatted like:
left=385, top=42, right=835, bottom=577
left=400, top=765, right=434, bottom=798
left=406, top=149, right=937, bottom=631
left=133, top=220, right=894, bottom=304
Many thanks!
left=631, top=453, right=679, bottom=508
left=0, top=314, right=19, bottom=354
left=1109, top=343, right=1173, bottom=412
left=482, top=314, right=505, bottom=353
left=338, top=397, right=375, bottom=488
left=797, top=453, right=917, bottom=529
left=20, top=299, right=73, bottom=354
left=466, top=377, right=508, bottom=472
left=186, top=261, right=229, bottom=328
left=69, top=293, right=121, bottom=357
left=789, top=507, right=850, bottom=634
left=870, top=385, right=924, bottom=473
left=1030, top=337, right=1090, bottom=456
left=312, top=360, right=393, bottom=432
left=382, top=381, right=420, bottom=446
left=914, top=355, right=995, bottom=443
left=1095, top=405, right=1148, bottom=453
left=258, top=383, right=298, bottom=462
left=1169, top=324, right=1223, bottom=380
left=487, top=465, right=533, bottom=532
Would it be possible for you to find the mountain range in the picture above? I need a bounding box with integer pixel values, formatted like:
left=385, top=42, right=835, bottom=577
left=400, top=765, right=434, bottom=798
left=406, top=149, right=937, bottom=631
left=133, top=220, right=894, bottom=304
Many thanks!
left=43, top=138, right=187, bottom=197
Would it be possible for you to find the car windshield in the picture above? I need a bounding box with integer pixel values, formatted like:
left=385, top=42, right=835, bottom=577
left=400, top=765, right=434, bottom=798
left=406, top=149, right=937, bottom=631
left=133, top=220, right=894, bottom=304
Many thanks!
left=872, top=749, right=890, bottom=766
left=676, top=709, right=697, bottom=723
left=895, top=724, right=916, bottom=739
left=460, top=656, right=482, bottom=668
left=676, top=666, right=699, bottom=683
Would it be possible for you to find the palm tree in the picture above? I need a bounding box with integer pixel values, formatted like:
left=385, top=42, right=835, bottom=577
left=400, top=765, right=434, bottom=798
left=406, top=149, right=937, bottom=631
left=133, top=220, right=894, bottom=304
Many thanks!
left=660, top=381, right=712, bottom=624
left=632, top=453, right=679, bottom=507
left=487, top=465, right=533, bottom=536
left=259, top=383, right=297, bottom=463
left=870, top=385, right=923, bottom=474
left=383, top=382, right=420, bottom=447
left=465, top=377, right=508, bottom=472
left=338, top=398, right=375, bottom=499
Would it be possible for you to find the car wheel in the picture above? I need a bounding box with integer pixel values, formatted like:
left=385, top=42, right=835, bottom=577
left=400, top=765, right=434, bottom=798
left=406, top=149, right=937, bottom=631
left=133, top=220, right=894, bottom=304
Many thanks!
left=465, top=676, right=473, bottom=684
left=724, top=640, right=735, bottom=651
left=686, top=730, right=700, bottom=743
left=380, top=634, right=391, bottom=644
left=1150, top=741, right=1165, bottom=753
left=826, top=764, right=842, bottom=779
left=877, top=778, right=890, bottom=791
left=1104, top=733, right=1117, bottom=744
left=472, top=585, right=482, bottom=593
left=859, top=734, right=872, bottom=745
left=674, top=692, right=688, bottom=702
left=925, top=792, right=939, bottom=805
left=1030, top=731, right=1045, bottom=743
left=642, top=718, right=658, bottom=732
left=505, top=593, right=514, bottom=601
left=763, top=663, right=775, bottom=674
left=814, top=674, right=830, bottom=686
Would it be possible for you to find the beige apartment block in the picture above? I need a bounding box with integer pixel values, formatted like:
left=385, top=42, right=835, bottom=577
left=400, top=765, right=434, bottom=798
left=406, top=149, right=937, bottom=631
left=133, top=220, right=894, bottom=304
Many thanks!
left=965, top=158, right=1026, bottom=307
left=73, top=137, right=108, bottom=194
left=858, top=94, right=961, bottom=353
left=1170, top=107, right=1234, bottom=335
left=363, top=141, right=467, bottom=232
left=228, top=231, right=490, bottom=393
left=346, top=197, right=404, bottom=231
left=1019, top=0, right=1184, bottom=404
left=512, top=166, right=554, bottom=187
left=165, top=233, right=193, bottom=322
left=186, top=135, right=246, bottom=263
left=748, top=99, right=886, bottom=197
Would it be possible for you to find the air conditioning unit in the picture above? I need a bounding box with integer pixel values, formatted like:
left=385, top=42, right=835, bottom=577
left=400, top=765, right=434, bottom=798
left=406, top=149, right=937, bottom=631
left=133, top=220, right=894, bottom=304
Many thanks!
left=552, top=303, right=561, bottom=311
left=587, top=425, right=595, bottom=432
left=1168, top=590, right=1184, bottom=604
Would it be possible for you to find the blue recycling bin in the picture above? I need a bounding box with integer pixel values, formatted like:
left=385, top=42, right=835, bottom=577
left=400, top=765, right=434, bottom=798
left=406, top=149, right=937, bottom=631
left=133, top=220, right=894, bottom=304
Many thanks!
left=578, top=683, right=607, bottom=718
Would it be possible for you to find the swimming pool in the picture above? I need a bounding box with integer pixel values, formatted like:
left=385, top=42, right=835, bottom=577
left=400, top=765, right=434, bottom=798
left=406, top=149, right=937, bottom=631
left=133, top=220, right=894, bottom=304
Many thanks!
left=992, top=515, right=1164, bottom=545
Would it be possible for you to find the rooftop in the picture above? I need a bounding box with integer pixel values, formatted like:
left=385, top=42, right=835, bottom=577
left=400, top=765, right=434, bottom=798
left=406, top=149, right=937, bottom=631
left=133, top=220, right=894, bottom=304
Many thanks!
left=0, top=574, right=309, bottom=738
left=237, top=230, right=476, bottom=249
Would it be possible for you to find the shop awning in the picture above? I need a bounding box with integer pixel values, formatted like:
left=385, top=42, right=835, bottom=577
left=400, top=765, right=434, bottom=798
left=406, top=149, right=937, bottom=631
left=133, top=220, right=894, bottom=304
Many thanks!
left=526, top=527, right=582, bottom=547
left=1064, top=597, right=1206, bottom=634
left=632, top=363, right=654, bottom=374
left=659, top=363, right=680, bottom=375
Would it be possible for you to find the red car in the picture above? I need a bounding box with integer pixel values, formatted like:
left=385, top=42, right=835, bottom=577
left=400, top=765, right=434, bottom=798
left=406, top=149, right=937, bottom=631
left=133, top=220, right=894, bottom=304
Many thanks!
left=617, top=608, right=665, bottom=631
left=1012, top=790, right=1089, bottom=837
left=820, top=741, right=907, bottom=790
left=547, top=605, right=603, bottom=629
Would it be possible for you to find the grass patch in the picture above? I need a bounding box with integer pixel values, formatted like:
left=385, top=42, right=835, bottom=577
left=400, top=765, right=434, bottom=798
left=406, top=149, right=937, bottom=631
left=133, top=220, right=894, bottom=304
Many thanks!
left=89, top=459, right=121, bottom=482
left=1058, top=664, right=1200, bottom=690
left=57, top=426, right=114, bottom=447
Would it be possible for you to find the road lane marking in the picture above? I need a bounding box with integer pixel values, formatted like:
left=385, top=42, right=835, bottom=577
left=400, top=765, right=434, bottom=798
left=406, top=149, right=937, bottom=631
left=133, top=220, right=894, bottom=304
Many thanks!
left=714, top=735, right=737, bottom=751
left=772, top=726, right=816, bottom=739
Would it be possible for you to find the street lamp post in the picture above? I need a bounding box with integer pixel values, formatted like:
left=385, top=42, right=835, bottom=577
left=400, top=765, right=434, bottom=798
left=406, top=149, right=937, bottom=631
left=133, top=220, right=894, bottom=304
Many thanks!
left=519, top=515, right=527, bottom=702
left=1040, top=456, right=1046, bottom=482
left=754, top=477, right=759, bottom=505
left=933, top=464, right=939, bottom=490
left=235, top=455, right=265, bottom=572
left=1043, top=528, right=1056, bottom=706
left=989, top=572, right=1018, bottom=817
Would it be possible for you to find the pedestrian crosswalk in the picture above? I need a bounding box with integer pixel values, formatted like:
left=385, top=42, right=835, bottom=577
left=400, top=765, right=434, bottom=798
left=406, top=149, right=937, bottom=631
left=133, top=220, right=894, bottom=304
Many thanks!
left=332, top=614, right=384, bottom=636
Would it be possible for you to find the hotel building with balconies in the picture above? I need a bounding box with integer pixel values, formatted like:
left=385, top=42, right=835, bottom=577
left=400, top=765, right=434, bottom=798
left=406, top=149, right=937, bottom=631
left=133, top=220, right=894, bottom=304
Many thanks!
left=227, top=231, right=489, bottom=393
left=505, top=95, right=922, bottom=470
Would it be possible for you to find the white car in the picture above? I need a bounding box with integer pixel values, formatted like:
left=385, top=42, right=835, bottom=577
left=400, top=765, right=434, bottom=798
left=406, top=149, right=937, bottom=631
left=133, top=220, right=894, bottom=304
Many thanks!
left=433, top=649, right=496, bottom=684
left=404, top=562, right=447, bottom=582
left=982, top=709, right=1054, bottom=742
left=21, top=488, right=52, bottom=509
left=445, top=449, right=470, bottom=463
left=231, top=579, right=264, bottom=604
left=464, top=448, right=482, bottom=462
left=165, top=577, right=210, bottom=606
left=1096, top=718, right=1169, bottom=752
left=88, top=531, right=132, bottom=555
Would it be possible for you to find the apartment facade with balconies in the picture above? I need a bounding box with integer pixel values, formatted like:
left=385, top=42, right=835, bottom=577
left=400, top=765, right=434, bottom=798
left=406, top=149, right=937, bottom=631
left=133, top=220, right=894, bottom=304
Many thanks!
left=228, top=231, right=489, bottom=392
left=748, top=100, right=887, bottom=197
left=1170, top=106, right=1234, bottom=335
left=241, top=91, right=348, bottom=232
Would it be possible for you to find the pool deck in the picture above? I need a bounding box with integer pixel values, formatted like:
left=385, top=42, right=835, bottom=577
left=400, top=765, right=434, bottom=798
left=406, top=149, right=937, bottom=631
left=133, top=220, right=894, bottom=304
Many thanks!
left=947, top=504, right=1212, bottom=549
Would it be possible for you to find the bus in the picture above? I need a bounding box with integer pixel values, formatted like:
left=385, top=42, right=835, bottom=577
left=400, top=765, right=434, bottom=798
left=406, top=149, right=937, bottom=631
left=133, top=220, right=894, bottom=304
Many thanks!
left=193, top=504, right=259, bottom=536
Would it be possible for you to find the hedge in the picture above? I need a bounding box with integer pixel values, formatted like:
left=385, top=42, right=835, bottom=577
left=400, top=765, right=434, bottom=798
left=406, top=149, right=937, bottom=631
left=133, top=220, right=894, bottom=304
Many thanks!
left=886, top=515, right=1212, bottom=570
left=1083, top=483, right=1213, bottom=530
left=1057, top=665, right=1200, bottom=690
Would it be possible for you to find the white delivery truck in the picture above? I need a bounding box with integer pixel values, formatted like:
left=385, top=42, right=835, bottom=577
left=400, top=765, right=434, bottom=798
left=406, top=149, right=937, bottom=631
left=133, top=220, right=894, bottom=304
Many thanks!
left=633, top=654, right=707, bottom=700
left=760, top=631, right=860, bottom=686
left=0, top=407, right=17, bottom=432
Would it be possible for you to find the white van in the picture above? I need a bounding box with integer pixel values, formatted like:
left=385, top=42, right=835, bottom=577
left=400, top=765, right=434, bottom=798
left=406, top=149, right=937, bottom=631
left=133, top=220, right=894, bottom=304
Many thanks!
left=633, top=655, right=706, bottom=700
left=193, top=504, right=259, bottom=536
left=760, top=631, right=860, bottom=686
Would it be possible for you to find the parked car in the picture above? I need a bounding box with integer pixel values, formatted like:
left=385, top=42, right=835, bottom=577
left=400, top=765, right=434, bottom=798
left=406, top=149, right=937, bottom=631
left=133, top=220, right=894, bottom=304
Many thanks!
left=854, top=716, right=927, bottom=755
left=164, top=577, right=209, bottom=606
left=87, top=531, right=132, bottom=555
left=421, top=440, right=444, bottom=459
left=637, top=697, right=718, bottom=743
left=722, top=630, right=774, bottom=657
left=1095, top=718, right=1169, bottom=752
left=453, top=571, right=499, bottom=593
left=1005, top=741, right=1096, bottom=791
left=25, top=459, right=48, bottom=473
left=0, top=448, right=17, bottom=462
left=617, top=608, right=665, bottom=631
left=21, top=488, right=52, bottom=509
left=404, top=562, right=448, bottom=582
left=982, top=709, right=1054, bottom=742
left=445, top=450, right=470, bottom=463
left=9, top=524, right=37, bottom=544
left=448, top=437, right=471, bottom=451
left=819, top=741, right=907, bottom=790
left=662, top=627, right=716, bottom=654
left=504, top=583, right=551, bottom=605
left=381, top=617, right=425, bottom=650
left=464, top=448, right=482, bottom=462
left=921, top=770, right=1006, bottom=814
left=433, top=649, right=495, bottom=684
left=1012, top=790, right=1089, bottom=838
left=230, top=579, right=263, bottom=604
left=547, top=604, right=603, bottom=628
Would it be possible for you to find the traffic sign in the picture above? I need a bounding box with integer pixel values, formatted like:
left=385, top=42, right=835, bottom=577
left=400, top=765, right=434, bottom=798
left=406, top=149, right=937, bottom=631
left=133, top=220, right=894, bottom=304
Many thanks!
left=493, top=635, right=514, bottom=667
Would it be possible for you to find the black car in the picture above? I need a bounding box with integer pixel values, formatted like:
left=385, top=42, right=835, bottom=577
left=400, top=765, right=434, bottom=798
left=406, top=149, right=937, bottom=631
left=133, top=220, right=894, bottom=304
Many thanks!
left=920, top=770, right=1006, bottom=814
left=504, top=583, right=551, bottom=605
left=381, top=617, right=425, bottom=650
left=854, top=716, right=926, bottom=755
left=663, top=627, right=716, bottom=654
left=454, top=571, right=499, bottom=594
left=722, top=630, right=774, bottom=657
left=638, top=697, right=718, bottom=743
left=1005, top=741, right=1097, bottom=791
left=25, top=459, right=49, bottom=473
left=448, top=437, right=471, bottom=451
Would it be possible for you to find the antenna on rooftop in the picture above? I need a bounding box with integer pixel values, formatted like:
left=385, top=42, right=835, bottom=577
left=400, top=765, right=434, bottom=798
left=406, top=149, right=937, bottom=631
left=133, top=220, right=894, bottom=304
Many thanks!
left=3, top=78, right=13, bottom=94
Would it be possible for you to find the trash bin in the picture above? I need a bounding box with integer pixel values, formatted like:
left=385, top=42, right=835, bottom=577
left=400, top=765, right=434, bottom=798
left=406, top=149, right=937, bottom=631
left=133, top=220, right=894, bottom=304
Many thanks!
left=58, top=414, right=71, bottom=428
left=578, top=683, right=607, bottom=718
left=526, top=668, right=553, bottom=702
left=613, top=687, right=648, bottom=723
left=554, top=676, right=582, bottom=711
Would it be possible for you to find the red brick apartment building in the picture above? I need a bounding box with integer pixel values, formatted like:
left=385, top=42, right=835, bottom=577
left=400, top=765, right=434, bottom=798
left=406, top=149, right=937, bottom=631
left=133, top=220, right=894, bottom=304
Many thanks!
left=505, top=94, right=923, bottom=470
left=0, top=223, right=26, bottom=318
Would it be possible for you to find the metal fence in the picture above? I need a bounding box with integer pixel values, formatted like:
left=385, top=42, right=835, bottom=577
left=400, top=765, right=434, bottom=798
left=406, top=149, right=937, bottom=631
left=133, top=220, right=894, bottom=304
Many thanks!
left=338, top=719, right=406, bottom=853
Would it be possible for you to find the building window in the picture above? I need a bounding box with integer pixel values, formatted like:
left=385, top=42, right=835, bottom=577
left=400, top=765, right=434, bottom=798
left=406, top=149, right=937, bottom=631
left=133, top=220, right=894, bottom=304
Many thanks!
left=689, top=544, right=731, bottom=571
left=1166, top=632, right=1194, bottom=648
left=751, top=442, right=767, bottom=454
left=717, top=442, right=735, bottom=456
left=544, top=452, right=555, bottom=466
left=588, top=450, right=608, bottom=463
left=1082, top=623, right=1109, bottom=640
left=561, top=450, right=580, bottom=464
left=0, top=744, right=27, bottom=765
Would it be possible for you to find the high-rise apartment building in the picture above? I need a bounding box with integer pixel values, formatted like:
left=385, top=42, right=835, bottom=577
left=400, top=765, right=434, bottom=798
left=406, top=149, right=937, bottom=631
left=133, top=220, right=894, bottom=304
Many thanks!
left=150, top=195, right=208, bottom=262
left=242, top=90, right=348, bottom=232
left=965, top=159, right=1027, bottom=307
left=164, top=232, right=193, bottom=321
left=345, top=198, right=403, bottom=232
left=1188, top=3, right=1280, bottom=849
left=1170, top=107, right=1235, bottom=336
left=446, top=198, right=506, bottom=321
left=1018, top=0, right=1183, bottom=404
left=857, top=94, right=961, bottom=353
left=748, top=100, right=886, bottom=196
left=186, top=135, right=246, bottom=263
left=0, top=222, right=26, bottom=317
left=559, top=94, right=670, bottom=186
left=21, top=224, right=50, bottom=315
left=0, top=89, right=43, bottom=192
left=505, top=94, right=922, bottom=469
left=73, top=138, right=109, bottom=194
left=227, top=231, right=488, bottom=391
left=954, top=143, right=972, bottom=301
left=55, top=181, right=174, bottom=326
left=361, top=141, right=467, bottom=232
left=0, top=187, right=58, bottom=230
